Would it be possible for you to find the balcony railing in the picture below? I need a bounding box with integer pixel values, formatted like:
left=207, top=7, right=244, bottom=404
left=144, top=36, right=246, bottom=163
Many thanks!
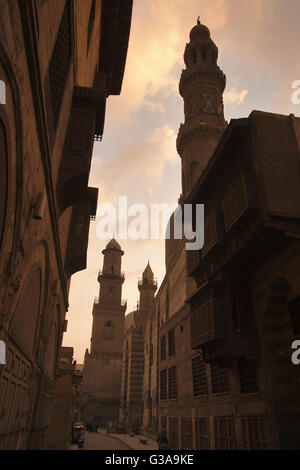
left=138, top=278, right=158, bottom=288
left=223, top=173, right=257, bottom=231
left=98, top=269, right=125, bottom=280
left=202, top=210, right=224, bottom=257
left=94, top=297, right=127, bottom=307
left=191, top=300, right=216, bottom=348
left=187, top=249, right=201, bottom=276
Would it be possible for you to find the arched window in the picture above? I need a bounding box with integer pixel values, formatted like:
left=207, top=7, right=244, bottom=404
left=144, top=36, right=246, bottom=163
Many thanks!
left=103, top=320, right=115, bottom=340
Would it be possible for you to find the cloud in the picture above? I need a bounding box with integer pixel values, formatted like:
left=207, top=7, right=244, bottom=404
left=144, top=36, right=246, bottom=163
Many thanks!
left=90, top=124, right=178, bottom=205
left=224, top=87, right=249, bottom=105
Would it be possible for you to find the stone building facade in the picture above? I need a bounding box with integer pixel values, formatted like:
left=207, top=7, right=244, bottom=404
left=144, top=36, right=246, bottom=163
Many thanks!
left=47, top=346, right=82, bottom=450
left=82, top=239, right=127, bottom=428
left=141, top=19, right=227, bottom=440
left=120, top=263, right=157, bottom=431
left=141, top=20, right=300, bottom=450
left=0, top=0, right=132, bottom=449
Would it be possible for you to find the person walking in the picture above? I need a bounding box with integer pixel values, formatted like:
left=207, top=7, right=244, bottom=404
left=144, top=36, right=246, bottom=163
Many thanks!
left=157, top=430, right=169, bottom=450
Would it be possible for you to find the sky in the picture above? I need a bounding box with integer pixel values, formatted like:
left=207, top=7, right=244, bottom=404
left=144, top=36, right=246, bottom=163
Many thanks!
left=63, top=0, right=300, bottom=363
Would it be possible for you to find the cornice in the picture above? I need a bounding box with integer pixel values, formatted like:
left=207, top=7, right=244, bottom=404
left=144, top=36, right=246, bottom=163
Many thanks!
left=176, top=123, right=225, bottom=154
left=179, top=65, right=226, bottom=96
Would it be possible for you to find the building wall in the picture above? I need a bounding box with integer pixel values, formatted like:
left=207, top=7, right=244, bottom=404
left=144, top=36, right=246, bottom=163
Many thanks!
left=0, top=0, right=129, bottom=449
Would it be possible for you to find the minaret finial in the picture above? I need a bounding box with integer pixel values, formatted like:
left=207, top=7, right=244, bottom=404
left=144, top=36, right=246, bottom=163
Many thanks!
left=197, top=16, right=200, bottom=25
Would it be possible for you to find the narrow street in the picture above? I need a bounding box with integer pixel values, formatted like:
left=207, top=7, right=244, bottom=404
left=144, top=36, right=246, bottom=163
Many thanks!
left=70, top=431, right=132, bottom=450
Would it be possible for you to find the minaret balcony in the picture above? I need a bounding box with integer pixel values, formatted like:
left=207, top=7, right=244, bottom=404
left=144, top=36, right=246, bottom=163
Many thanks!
left=94, top=296, right=127, bottom=307
left=138, top=278, right=158, bottom=288
left=98, top=269, right=125, bottom=281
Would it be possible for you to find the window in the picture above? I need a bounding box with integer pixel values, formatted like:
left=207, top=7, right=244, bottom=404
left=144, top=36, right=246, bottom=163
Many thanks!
left=168, top=329, right=175, bottom=357
left=160, top=336, right=166, bottom=361
left=195, top=418, right=210, bottom=449
left=168, top=366, right=177, bottom=399
left=160, top=369, right=167, bottom=400
left=168, top=417, right=178, bottom=450
left=214, top=417, right=236, bottom=450
left=45, top=0, right=72, bottom=134
left=181, top=418, right=193, bottom=449
left=211, top=364, right=230, bottom=394
left=192, top=356, right=208, bottom=396
left=166, top=285, right=170, bottom=320
left=241, top=416, right=267, bottom=450
left=103, top=321, right=115, bottom=340
left=87, top=0, right=96, bottom=54
left=239, top=358, right=258, bottom=394
left=289, top=297, right=300, bottom=336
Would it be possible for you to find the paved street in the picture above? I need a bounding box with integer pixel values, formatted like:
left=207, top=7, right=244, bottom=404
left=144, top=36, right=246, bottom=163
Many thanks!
left=70, top=432, right=132, bottom=450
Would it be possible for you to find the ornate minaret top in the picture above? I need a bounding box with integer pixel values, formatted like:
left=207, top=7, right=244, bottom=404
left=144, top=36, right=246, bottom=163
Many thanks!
left=177, top=19, right=227, bottom=199
left=97, top=238, right=125, bottom=306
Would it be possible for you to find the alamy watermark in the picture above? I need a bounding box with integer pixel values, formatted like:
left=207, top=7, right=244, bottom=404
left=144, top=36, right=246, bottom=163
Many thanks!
left=0, top=80, right=6, bottom=105
left=291, top=340, right=300, bottom=365
left=0, top=340, right=6, bottom=365
left=291, top=80, right=300, bottom=105
left=95, top=197, right=204, bottom=250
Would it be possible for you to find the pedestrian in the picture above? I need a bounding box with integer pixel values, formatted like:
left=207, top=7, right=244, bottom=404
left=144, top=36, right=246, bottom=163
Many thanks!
left=157, top=430, right=169, bottom=450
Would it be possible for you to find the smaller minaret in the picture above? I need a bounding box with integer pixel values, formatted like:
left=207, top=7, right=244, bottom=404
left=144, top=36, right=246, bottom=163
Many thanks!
left=97, top=238, right=125, bottom=307
left=136, top=262, right=157, bottom=325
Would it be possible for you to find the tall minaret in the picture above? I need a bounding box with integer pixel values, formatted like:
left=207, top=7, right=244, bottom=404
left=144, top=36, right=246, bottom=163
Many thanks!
left=90, top=238, right=126, bottom=354
left=177, top=17, right=227, bottom=200
left=83, top=238, right=126, bottom=426
left=136, top=262, right=157, bottom=326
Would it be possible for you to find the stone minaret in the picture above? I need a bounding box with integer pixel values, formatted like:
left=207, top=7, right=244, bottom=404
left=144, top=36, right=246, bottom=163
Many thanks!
left=177, top=18, right=227, bottom=200
left=90, top=238, right=126, bottom=354
left=136, top=262, right=157, bottom=326
left=83, top=238, right=126, bottom=426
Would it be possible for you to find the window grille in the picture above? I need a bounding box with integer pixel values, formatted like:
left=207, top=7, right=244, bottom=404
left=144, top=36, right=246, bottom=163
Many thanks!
left=238, top=357, right=258, bottom=394
left=45, top=0, right=72, bottom=135
left=168, top=366, right=177, bottom=399
left=160, top=369, right=167, bottom=400
left=241, top=416, right=267, bottom=450
left=195, top=418, right=210, bottom=449
left=211, top=364, right=230, bottom=394
left=181, top=418, right=193, bottom=449
left=192, top=356, right=208, bottom=396
left=214, top=416, right=236, bottom=450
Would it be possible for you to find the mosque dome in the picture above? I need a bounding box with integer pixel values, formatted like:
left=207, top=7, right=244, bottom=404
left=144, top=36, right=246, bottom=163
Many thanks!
left=189, top=18, right=210, bottom=43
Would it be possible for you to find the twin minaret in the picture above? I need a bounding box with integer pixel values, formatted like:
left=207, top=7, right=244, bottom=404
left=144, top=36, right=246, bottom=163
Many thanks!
left=90, top=240, right=156, bottom=356
left=177, top=18, right=227, bottom=199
